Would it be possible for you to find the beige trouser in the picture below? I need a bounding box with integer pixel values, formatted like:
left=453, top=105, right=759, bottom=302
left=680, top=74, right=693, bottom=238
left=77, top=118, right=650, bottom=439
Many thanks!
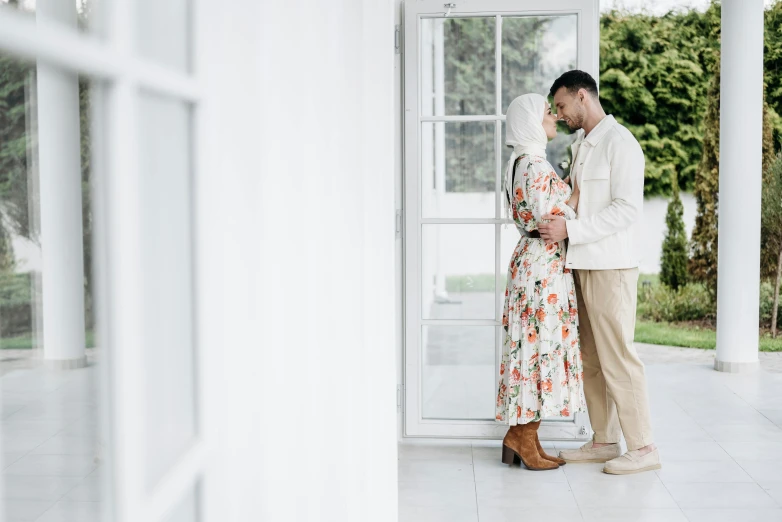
left=575, top=268, right=654, bottom=451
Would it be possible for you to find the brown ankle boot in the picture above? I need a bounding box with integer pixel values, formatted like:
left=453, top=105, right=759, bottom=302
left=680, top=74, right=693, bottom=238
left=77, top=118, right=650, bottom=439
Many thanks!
left=502, top=421, right=559, bottom=470
left=535, top=431, right=566, bottom=466
left=501, top=424, right=523, bottom=465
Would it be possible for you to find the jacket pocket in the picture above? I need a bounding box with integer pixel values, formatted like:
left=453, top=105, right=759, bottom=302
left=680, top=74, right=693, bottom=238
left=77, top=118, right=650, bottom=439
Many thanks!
left=582, top=166, right=610, bottom=181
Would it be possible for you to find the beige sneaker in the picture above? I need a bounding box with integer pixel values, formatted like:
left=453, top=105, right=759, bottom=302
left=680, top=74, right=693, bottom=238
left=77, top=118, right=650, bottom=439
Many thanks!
left=558, top=440, right=621, bottom=463
left=603, top=449, right=662, bottom=475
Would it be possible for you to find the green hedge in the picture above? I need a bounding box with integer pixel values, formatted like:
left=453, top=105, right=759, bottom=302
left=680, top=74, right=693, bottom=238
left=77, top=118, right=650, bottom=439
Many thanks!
left=0, top=272, right=32, bottom=338
left=637, top=279, right=715, bottom=323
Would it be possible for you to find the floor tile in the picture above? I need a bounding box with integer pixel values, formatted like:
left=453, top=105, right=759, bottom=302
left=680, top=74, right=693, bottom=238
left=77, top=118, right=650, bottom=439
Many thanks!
left=478, top=506, right=583, bottom=522
left=655, top=460, right=754, bottom=484
left=472, top=457, right=568, bottom=484
left=698, top=423, right=782, bottom=443
left=35, top=500, right=102, bottom=522
left=733, top=460, right=782, bottom=488
left=398, top=481, right=476, bottom=509
left=2, top=452, right=27, bottom=470
left=569, top=481, right=678, bottom=509
left=719, top=441, right=782, bottom=461
left=654, top=441, right=732, bottom=462
left=664, top=482, right=778, bottom=509
left=397, top=505, right=478, bottom=522
left=397, top=459, right=474, bottom=482
left=63, top=474, right=103, bottom=502
left=475, top=480, right=577, bottom=508
left=563, top=462, right=662, bottom=484
left=0, top=475, right=82, bottom=501
left=29, top=434, right=99, bottom=457
left=682, top=509, right=782, bottom=522
left=398, top=444, right=472, bottom=462
left=3, top=455, right=97, bottom=478
left=762, top=482, right=782, bottom=506
left=578, top=507, right=688, bottom=522
left=759, top=409, right=782, bottom=427
left=1, top=499, right=55, bottom=521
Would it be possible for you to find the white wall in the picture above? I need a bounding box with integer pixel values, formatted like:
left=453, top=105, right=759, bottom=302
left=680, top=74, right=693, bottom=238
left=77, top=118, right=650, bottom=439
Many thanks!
left=200, top=2, right=398, bottom=520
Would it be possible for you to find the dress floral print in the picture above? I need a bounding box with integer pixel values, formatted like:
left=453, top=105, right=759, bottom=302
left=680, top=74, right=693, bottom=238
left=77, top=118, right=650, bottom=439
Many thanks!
left=496, top=153, right=587, bottom=425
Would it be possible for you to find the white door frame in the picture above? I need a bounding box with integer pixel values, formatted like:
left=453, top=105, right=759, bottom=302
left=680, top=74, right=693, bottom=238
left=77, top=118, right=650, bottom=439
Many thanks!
left=402, top=0, right=599, bottom=439
left=0, top=2, right=209, bottom=520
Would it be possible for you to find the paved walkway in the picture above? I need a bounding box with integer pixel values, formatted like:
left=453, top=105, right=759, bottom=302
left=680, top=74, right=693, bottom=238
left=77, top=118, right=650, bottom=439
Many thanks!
left=636, top=343, right=782, bottom=373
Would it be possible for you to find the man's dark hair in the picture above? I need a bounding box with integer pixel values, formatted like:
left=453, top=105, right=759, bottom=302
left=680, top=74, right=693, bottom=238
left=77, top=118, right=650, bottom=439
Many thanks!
left=549, top=70, right=599, bottom=99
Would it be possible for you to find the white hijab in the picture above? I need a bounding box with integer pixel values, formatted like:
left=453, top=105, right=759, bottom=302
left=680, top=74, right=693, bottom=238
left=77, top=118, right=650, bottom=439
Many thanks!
left=503, top=93, right=549, bottom=219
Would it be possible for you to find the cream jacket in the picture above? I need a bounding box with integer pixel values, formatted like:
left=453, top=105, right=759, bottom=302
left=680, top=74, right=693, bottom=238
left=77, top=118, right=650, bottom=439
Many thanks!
left=564, top=116, right=645, bottom=270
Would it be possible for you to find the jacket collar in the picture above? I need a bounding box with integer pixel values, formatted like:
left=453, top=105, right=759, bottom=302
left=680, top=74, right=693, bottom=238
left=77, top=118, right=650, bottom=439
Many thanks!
left=583, top=115, right=615, bottom=146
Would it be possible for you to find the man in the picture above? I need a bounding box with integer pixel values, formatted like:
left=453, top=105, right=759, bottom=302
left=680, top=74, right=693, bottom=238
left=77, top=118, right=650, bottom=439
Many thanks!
left=537, top=70, right=661, bottom=475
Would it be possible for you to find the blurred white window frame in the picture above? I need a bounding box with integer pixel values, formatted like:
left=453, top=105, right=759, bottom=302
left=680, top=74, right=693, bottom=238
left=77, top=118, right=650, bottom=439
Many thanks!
left=0, top=2, right=209, bottom=521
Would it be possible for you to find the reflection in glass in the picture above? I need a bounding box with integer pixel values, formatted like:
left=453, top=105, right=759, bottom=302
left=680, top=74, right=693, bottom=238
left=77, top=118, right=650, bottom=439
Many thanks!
left=422, top=325, right=496, bottom=420
left=422, top=225, right=495, bottom=321
left=0, top=52, right=102, bottom=519
left=421, top=17, right=496, bottom=116
left=421, top=121, right=495, bottom=219
left=501, top=15, right=578, bottom=111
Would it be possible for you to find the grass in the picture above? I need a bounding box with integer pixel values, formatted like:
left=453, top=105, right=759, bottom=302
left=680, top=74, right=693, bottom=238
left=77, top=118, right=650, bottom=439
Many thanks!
left=0, top=330, right=96, bottom=350
left=636, top=319, right=782, bottom=353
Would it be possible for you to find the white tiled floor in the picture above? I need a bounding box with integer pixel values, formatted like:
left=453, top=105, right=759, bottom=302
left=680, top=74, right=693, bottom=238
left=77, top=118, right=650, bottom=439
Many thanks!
left=398, top=361, right=782, bottom=522
left=1, top=360, right=101, bottom=522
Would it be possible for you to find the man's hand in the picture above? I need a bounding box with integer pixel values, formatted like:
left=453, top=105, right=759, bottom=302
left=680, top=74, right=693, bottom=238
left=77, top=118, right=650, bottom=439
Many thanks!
left=538, top=214, right=568, bottom=245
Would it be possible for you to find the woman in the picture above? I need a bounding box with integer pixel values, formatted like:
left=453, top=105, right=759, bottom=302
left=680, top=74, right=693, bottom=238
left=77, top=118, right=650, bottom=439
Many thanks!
left=495, top=93, right=586, bottom=471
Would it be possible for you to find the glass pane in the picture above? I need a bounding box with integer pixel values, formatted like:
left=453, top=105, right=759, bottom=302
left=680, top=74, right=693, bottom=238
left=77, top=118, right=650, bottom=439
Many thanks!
left=422, top=225, right=495, bottom=320
left=163, top=483, right=199, bottom=522
left=137, top=0, right=191, bottom=73
left=499, top=225, right=521, bottom=313
left=422, top=325, right=496, bottom=420
left=0, top=0, right=95, bottom=35
left=501, top=15, right=578, bottom=112
left=421, top=121, right=495, bottom=218
left=0, top=54, right=105, bottom=518
left=421, top=17, right=496, bottom=116
left=502, top=120, right=576, bottom=181
left=138, top=93, right=197, bottom=488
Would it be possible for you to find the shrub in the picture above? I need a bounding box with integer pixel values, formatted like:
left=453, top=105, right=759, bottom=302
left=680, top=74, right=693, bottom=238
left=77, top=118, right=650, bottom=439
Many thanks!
left=637, top=280, right=715, bottom=323
left=760, top=280, right=782, bottom=330
left=660, top=174, right=689, bottom=290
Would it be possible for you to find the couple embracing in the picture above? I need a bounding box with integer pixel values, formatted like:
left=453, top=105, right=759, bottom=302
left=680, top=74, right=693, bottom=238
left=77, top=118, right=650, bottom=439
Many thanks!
left=495, top=70, right=660, bottom=476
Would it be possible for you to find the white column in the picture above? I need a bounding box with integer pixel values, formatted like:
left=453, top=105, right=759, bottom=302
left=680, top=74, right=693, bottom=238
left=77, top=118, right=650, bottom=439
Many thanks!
left=36, top=0, right=87, bottom=369
left=715, top=0, right=764, bottom=372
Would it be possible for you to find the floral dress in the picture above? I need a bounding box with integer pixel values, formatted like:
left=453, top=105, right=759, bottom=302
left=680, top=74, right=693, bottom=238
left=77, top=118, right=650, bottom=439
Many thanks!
left=495, top=153, right=586, bottom=425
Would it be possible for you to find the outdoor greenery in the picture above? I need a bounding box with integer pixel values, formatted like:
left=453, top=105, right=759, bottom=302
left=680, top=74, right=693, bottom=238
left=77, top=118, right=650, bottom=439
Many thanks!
left=660, top=173, right=688, bottom=290
left=761, top=153, right=782, bottom=337
left=0, top=2, right=93, bottom=347
left=635, top=320, right=782, bottom=352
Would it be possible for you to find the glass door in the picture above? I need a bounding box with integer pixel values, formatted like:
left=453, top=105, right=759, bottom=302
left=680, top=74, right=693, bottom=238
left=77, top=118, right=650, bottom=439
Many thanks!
left=403, top=0, right=599, bottom=438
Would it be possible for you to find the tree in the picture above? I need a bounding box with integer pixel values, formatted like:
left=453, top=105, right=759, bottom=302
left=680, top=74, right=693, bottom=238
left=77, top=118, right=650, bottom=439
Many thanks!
left=600, top=6, right=718, bottom=195
left=761, top=95, right=780, bottom=281
left=764, top=0, right=782, bottom=146
left=761, top=153, right=782, bottom=337
left=660, top=172, right=688, bottom=290
left=689, top=39, right=720, bottom=297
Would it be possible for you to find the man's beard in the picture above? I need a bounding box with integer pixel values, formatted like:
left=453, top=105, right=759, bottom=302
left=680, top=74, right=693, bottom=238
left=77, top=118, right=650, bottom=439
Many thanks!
left=566, top=112, right=585, bottom=131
